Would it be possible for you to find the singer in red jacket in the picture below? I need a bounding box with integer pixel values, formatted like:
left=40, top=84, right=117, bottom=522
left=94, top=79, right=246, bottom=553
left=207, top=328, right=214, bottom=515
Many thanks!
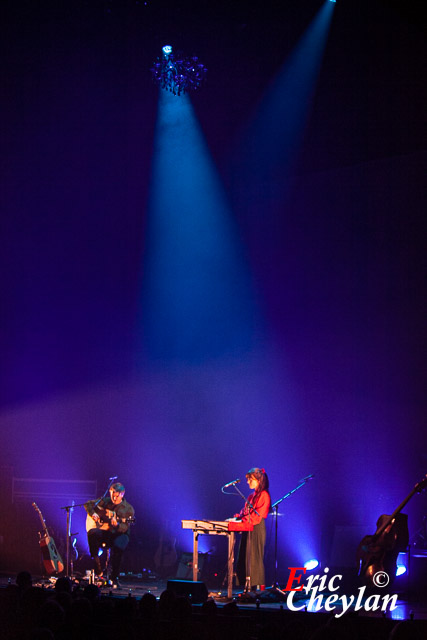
left=228, top=467, right=271, bottom=589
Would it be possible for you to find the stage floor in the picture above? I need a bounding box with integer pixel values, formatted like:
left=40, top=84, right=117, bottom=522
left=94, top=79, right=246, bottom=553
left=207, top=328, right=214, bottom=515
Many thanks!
left=2, top=572, right=427, bottom=622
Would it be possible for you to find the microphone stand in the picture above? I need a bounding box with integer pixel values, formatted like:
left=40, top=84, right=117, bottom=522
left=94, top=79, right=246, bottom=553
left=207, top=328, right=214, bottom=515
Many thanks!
left=60, top=476, right=117, bottom=578
left=94, top=476, right=118, bottom=508
left=232, top=482, right=261, bottom=519
left=265, top=474, right=314, bottom=599
left=60, top=500, right=85, bottom=578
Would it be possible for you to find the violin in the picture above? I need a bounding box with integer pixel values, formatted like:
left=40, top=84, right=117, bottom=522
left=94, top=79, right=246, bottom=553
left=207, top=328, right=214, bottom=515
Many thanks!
left=357, top=475, right=427, bottom=585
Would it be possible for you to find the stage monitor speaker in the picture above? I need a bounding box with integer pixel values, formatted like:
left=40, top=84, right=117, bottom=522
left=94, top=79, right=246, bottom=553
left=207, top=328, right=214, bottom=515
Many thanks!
left=167, top=579, right=208, bottom=604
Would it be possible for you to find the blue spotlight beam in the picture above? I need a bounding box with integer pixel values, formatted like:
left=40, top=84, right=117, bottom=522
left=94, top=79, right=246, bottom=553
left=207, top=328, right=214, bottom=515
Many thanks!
left=142, top=90, right=259, bottom=362
left=140, top=89, right=264, bottom=524
left=237, top=1, right=336, bottom=195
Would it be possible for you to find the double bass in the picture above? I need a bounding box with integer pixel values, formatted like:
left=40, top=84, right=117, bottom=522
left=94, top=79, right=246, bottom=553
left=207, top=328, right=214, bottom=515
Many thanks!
left=357, top=475, right=427, bottom=585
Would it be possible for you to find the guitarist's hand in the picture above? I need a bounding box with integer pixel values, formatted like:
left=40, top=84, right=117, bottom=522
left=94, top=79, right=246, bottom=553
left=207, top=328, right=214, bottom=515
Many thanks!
left=91, top=513, right=100, bottom=523
left=110, top=514, right=118, bottom=527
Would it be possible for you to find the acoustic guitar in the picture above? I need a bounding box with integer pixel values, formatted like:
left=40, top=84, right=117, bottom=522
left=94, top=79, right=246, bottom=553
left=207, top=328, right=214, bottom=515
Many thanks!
left=86, top=507, right=135, bottom=532
left=357, top=475, right=427, bottom=585
left=32, top=502, right=65, bottom=575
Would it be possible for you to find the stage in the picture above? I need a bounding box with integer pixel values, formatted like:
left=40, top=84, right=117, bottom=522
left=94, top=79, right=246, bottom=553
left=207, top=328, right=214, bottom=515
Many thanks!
left=2, top=571, right=427, bottom=620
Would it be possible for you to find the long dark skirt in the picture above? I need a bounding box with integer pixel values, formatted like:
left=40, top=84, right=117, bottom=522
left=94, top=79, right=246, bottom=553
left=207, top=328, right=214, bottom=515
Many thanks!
left=236, top=519, right=266, bottom=587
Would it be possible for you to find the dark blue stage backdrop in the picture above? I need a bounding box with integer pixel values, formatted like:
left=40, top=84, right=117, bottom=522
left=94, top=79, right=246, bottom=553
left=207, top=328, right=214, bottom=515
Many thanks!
left=0, top=0, right=425, bottom=578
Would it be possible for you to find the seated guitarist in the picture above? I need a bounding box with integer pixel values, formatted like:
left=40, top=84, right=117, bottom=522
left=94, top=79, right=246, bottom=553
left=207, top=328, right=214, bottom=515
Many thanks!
left=84, top=482, right=135, bottom=587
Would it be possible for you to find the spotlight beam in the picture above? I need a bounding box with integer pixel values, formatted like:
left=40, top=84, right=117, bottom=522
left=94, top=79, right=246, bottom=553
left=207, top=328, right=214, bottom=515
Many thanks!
left=236, top=1, right=336, bottom=197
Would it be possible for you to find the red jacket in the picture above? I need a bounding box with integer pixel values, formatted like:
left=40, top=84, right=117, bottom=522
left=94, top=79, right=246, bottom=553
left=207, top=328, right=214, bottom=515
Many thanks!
left=228, top=490, right=271, bottom=532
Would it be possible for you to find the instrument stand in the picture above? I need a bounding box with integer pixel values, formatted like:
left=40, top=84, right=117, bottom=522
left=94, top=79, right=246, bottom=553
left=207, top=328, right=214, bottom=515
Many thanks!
left=61, top=500, right=82, bottom=578
left=184, top=522, right=235, bottom=599
left=264, top=474, right=314, bottom=600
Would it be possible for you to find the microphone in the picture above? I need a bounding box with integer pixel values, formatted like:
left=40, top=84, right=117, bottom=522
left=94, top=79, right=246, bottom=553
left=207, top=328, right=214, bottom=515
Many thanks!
left=301, top=474, right=314, bottom=482
left=109, top=476, right=118, bottom=481
left=223, top=478, right=240, bottom=488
